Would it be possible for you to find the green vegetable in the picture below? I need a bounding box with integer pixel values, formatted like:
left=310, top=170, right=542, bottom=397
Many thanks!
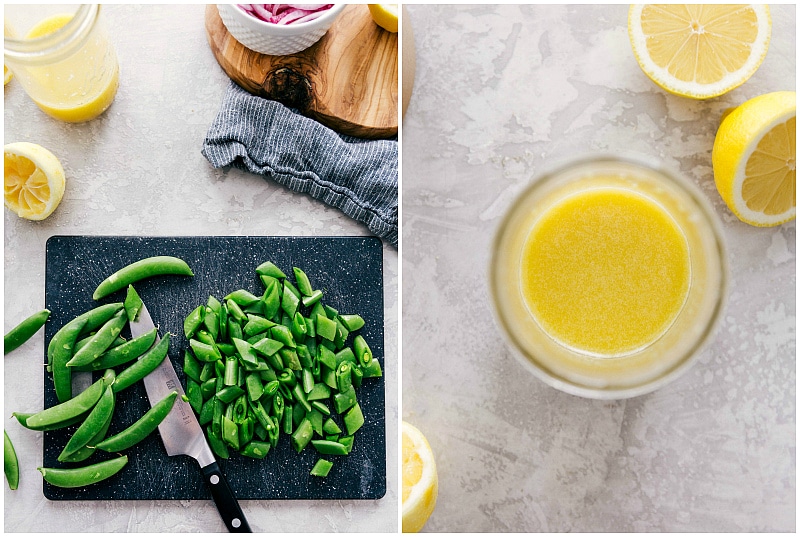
left=4, top=430, right=19, bottom=490
left=39, top=456, right=128, bottom=488
left=4, top=309, right=50, bottom=355
left=123, top=285, right=143, bottom=322
left=59, top=379, right=116, bottom=462
left=95, top=391, right=177, bottom=452
left=180, top=260, right=379, bottom=478
left=71, top=328, right=157, bottom=371
left=24, top=377, right=106, bottom=429
left=310, top=458, right=333, bottom=477
left=92, top=256, right=193, bottom=300
left=67, top=310, right=128, bottom=367
left=112, top=333, right=170, bottom=393
left=48, top=303, right=123, bottom=402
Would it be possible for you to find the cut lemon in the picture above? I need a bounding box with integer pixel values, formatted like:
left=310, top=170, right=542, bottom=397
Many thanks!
left=402, top=421, right=438, bottom=533
left=712, top=91, right=796, bottom=227
left=628, top=4, right=771, bottom=99
left=4, top=20, right=14, bottom=86
left=368, top=4, right=398, bottom=33
left=4, top=142, right=66, bottom=220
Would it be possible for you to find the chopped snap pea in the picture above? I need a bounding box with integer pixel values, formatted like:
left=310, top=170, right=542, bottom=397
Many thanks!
left=181, top=260, right=379, bottom=478
left=310, top=458, right=333, bottom=477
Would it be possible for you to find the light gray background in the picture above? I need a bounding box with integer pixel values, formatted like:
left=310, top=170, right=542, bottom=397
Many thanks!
left=402, top=4, right=795, bottom=532
left=4, top=4, right=397, bottom=532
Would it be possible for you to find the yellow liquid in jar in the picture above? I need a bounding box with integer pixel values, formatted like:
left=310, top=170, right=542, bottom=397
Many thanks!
left=25, top=14, right=119, bottom=123
left=520, top=186, right=691, bottom=356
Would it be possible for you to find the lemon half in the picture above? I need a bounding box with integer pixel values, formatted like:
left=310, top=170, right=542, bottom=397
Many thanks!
left=712, top=91, right=796, bottom=227
left=4, top=142, right=66, bottom=220
left=402, top=421, right=438, bottom=533
left=369, top=4, right=398, bottom=33
left=628, top=4, right=771, bottom=99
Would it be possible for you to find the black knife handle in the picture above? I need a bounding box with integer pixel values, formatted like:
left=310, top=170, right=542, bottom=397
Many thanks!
left=202, top=462, right=252, bottom=532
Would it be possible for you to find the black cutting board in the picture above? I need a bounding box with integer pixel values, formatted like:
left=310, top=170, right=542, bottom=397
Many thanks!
left=42, top=235, right=386, bottom=501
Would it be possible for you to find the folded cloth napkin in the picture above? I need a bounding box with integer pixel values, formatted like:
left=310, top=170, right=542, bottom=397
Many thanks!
left=202, top=82, right=398, bottom=246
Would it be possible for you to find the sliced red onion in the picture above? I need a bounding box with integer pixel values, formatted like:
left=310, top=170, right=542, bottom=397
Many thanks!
left=237, top=4, right=334, bottom=25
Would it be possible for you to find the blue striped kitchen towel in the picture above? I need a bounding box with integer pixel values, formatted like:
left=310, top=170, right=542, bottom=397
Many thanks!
left=202, top=82, right=398, bottom=247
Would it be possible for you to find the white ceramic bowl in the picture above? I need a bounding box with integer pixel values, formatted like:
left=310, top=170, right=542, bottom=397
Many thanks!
left=217, top=4, right=346, bottom=56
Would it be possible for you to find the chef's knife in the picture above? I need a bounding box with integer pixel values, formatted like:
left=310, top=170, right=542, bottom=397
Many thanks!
left=131, top=299, right=251, bottom=533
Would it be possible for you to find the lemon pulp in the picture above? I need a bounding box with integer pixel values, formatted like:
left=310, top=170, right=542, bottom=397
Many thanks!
left=521, top=187, right=691, bottom=356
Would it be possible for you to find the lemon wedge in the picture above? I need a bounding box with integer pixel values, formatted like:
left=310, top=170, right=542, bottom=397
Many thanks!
left=402, top=421, right=438, bottom=533
left=369, top=4, right=398, bottom=33
left=712, top=91, right=796, bottom=227
left=628, top=4, right=771, bottom=99
left=4, top=142, right=66, bottom=220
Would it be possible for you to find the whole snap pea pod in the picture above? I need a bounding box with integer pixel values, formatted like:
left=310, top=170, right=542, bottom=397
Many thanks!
left=27, top=379, right=106, bottom=428
left=67, top=310, right=128, bottom=368
left=12, top=411, right=87, bottom=432
left=59, top=380, right=116, bottom=462
left=71, top=328, right=157, bottom=372
left=4, top=430, right=19, bottom=490
left=4, top=309, right=50, bottom=355
left=95, top=391, right=178, bottom=452
left=38, top=455, right=128, bottom=488
left=59, top=393, right=116, bottom=464
left=48, top=303, right=123, bottom=403
left=47, top=303, right=124, bottom=368
left=25, top=377, right=107, bottom=430
left=112, top=333, right=170, bottom=393
left=92, top=256, right=194, bottom=300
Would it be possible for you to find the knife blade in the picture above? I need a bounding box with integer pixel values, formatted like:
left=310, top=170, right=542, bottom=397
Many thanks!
left=130, top=300, right=251, bottom=533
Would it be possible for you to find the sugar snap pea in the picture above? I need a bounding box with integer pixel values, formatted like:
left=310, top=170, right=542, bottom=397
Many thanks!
left=311, top=439, right=349, bottom=456
left=180, top=260, right=379, bottom=478
left=60, top=406, right=115, bottom=463
left=4, top=309, right=50, bottom=355
left=92, top=256, right=194, bottom=300
left=71, top=328, right=158, bottom=372
left=12, top=411, right=87, bottom=432
left=59, top=381, right=116, bottom=462
left=38, top=455, right=128, bottom=488
left=124, top=285, right=143, bottom=322
left=67, top=310, right=128, bottom=367
left=112, top=333, right=170, bottom=393
left=4, top=430, right=19, bottom=490
left=310, top=458, right=333, bottom=477
left=95, top=391, right=177, bottom=452
left=25, top=377, right=107, bottom=429
left=48, top=302, right=123, bottom=402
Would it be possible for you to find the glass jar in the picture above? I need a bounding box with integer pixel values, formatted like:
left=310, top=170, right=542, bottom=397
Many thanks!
left=489, top=154, right=728, bottom=399
left=4, top=4, right=119, bottom=123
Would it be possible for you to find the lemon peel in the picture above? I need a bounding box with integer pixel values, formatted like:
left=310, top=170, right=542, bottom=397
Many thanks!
left=628, top=4, right=771, bottom=99
left=4, top=142, right=66, bottom=220
left=712, top=91, right=796, bottom=226
left=402, top=421, right=438, bottom=533
left=368, top=4, right=398, bottom=33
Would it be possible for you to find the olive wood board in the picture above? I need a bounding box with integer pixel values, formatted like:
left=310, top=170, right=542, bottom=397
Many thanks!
left=41, top=235, right=386, bottom=501
left=205, top=4, right=398, bottom=139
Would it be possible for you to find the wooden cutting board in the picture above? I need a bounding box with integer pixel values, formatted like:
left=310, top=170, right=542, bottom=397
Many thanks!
left=205, top=4, right=398, bottom=139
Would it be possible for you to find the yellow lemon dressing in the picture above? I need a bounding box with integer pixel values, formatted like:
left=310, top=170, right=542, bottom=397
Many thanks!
left=520, top=186, right=691, bottom=356
left=24, top=14, right=119, bottom=123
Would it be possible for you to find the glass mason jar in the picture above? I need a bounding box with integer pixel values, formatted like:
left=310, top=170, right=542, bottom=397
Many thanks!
left=4, top=4, right=119, bottom=123
left=489, top=154, right=728, bottom=399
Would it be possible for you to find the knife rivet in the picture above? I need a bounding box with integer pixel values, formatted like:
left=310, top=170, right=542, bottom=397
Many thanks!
left=210, top=475, right=220, bottom=485
left=232, top=519, right=242, bottom=528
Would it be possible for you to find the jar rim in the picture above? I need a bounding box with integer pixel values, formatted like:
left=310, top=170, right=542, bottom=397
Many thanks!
left=488, top=152, right=729, bottom=399
left=4, top=4, right=99, bottom=64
